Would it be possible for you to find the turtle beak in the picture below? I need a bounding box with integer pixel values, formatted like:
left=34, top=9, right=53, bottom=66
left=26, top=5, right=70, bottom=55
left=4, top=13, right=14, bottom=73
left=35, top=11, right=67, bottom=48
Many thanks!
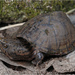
left=0, top=39, right=9, bottom=49
left=0, top=38, right=6, bottom=45
left=0, top=40, right=6, bottom=45
left=0, top=41, right=6, bottom=46
left=0, top=38, right=4, bottom=45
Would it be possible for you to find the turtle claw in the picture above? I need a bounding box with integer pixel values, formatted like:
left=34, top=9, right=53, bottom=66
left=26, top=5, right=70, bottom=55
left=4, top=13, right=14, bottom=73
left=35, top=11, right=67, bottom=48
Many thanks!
left=32, top=52, right=44, bottom=66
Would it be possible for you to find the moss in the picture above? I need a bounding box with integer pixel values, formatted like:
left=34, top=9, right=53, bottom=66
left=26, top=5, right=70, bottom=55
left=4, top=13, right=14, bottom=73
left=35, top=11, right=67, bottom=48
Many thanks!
left=0, top=0, right=75, bottom=23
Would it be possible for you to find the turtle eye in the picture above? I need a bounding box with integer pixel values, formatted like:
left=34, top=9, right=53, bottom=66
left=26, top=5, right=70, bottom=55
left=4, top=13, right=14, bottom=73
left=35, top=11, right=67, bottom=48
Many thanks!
left=4, top=44, right=8, bottom=48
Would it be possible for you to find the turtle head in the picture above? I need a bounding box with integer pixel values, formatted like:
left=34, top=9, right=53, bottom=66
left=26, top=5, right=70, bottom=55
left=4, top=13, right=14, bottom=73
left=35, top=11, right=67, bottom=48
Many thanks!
left=0, top=38, right=44, bottom=65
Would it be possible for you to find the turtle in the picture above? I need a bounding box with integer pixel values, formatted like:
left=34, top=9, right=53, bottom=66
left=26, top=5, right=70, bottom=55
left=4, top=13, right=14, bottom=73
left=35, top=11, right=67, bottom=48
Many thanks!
left=0, top=11, right=75, bottom=65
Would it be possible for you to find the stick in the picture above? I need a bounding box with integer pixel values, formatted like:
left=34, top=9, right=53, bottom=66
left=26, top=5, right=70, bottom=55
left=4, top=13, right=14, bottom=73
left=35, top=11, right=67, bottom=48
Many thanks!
left=0, top=22, right=25, bottom=31
left=66, top=9, right=75, bottom=15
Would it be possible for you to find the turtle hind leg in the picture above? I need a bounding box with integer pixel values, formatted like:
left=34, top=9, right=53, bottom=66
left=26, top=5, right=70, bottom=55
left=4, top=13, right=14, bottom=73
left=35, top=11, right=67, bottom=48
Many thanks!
left=32, top=52, right=44, bottom=66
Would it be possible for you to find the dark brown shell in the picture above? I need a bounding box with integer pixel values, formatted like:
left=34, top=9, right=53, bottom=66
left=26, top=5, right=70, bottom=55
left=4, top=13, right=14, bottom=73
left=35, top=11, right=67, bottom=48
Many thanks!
left=16, top=11, right=75, bottom=55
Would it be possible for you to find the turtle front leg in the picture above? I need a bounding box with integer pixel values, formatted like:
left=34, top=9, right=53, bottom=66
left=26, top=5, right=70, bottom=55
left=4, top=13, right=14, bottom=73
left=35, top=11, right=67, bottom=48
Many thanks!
left=32, top=52, right=44, bottom=66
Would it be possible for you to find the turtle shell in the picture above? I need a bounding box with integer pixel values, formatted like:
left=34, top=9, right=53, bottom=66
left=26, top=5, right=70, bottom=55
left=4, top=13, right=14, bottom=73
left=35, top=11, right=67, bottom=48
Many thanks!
left=16, top=11, right=75, bottom=55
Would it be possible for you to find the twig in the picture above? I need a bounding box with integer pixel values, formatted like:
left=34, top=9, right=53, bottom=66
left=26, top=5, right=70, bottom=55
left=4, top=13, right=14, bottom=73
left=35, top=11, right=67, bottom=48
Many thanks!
left=0, top=22, right=25, bottom=31
left=66, top=8, right=75, bottom=15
